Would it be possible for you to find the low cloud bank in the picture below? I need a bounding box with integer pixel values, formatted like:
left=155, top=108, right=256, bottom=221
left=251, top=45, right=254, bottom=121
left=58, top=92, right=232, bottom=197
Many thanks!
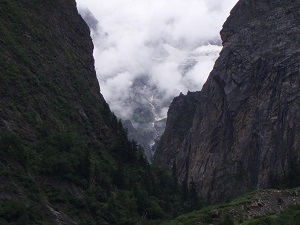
left=76, top=0, right=238, bottom=119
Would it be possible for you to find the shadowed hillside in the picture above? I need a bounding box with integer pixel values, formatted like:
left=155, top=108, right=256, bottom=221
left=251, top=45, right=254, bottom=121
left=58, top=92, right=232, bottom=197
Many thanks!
left=0, top=1, right=203, bottom=224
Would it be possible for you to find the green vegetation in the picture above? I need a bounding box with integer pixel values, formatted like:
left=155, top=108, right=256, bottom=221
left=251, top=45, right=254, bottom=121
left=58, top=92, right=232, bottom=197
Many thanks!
left=162, top=190, right=300, bottom=225
left=1, top=0, right=300, bottom=225
left=0, top=200, right=50, bottom=225
left=161, top=191, right=257, bottom=225
left=0, top=131, right=28, bottom=164
left=239, top=205, right=300, bottom=225
left=0, top=127, right=204, bottom=224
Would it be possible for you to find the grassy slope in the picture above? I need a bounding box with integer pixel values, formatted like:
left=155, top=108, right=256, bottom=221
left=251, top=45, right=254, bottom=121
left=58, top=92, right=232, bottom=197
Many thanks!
left=163, top=188, right=300, bottom=225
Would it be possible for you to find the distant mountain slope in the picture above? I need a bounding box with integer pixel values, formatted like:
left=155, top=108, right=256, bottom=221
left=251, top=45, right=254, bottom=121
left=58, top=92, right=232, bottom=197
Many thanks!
left=121, top=44, right=221, bottom=160
left=155, top=0, right=300, bottom=203
left=76, top=2, right=228, bottom=160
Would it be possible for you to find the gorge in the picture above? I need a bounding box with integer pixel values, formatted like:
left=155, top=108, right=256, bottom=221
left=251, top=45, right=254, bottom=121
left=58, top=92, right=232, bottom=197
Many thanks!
left=1, top=0, right=300, bottom=224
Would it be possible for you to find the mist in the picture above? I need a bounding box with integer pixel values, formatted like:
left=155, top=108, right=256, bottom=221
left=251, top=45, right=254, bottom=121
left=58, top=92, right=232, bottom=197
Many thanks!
left=76, top=0, right=238, bottom=120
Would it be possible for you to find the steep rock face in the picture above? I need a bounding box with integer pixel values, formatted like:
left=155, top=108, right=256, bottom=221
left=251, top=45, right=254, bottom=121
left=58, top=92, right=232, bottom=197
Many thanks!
left=154, top=91, right=200, bottom=167
left=0, top=0, right=111, bottom=142
left=155, top=0, right=300, bottom=203
left=0, top=1, right=117, bottom=224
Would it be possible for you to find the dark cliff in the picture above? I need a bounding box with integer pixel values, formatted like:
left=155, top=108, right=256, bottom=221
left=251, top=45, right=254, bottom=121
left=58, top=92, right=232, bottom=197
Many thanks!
left=155, top=0, right=300, bottom=203
left=0, top=0, right=111, bottom=142
left=155, top=91, right=200, bottom=167
left=0, top=1, right=116, bottom=224
left=0, top=1, right=203, bottom=224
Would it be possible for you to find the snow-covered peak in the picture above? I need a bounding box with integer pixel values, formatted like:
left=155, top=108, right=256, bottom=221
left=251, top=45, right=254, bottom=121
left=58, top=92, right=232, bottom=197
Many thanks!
left=193, top=44, right=222, bottom=53
left=162, top=43, right=221, bottom=63
left=162, top=44, right=188, bottom=59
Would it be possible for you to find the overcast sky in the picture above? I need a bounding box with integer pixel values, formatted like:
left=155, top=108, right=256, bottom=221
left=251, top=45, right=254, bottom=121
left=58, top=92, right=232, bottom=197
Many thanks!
left=75, top=0, right=238, bottom=119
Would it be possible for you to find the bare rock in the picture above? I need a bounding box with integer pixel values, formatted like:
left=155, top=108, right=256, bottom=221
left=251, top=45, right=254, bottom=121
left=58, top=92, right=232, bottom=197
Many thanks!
left=155, top=0, right=300, bottom=203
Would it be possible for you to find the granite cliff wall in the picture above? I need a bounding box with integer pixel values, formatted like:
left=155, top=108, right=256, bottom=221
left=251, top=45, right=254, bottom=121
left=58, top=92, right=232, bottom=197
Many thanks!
left=155, top=0, right=300, bottom=203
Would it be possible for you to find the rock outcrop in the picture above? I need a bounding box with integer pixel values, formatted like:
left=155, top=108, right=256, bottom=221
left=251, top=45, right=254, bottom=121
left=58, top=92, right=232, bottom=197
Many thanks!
left=155, top=0, right=300, bottom=203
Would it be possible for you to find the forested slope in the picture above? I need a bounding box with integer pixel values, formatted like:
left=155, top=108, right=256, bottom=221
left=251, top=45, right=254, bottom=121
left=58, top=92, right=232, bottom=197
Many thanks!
left=0, top=1, right=202, bottom=224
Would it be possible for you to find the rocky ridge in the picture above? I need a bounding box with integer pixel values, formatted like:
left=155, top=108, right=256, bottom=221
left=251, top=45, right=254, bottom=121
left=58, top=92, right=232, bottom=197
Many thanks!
left=155, top=0, right=300, bottom=203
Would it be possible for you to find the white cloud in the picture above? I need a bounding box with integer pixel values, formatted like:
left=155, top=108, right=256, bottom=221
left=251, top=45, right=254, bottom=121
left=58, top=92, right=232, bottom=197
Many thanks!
left=76, top=0, right=238, bottom=119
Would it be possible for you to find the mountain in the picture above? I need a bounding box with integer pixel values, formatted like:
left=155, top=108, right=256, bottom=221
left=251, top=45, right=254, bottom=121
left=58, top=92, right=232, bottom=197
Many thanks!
left=0, top=0, right=111, bottom=150
left=2, top=0, right=300, bottom=224
left=94, top=40, right=221, bottom=160
left=155, top=0, right=300, bottom=203
left=76, top=8, right=222, bottom=160
left=76, top=6, right=223, bottom=161
left=0, top=1, right=203, bottom=224
left=122, top=44, right=221, bottom=161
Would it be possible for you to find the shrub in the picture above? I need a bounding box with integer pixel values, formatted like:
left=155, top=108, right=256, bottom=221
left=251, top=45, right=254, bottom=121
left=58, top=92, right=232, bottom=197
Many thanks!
left=0, top=131, right=28, bottom=163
